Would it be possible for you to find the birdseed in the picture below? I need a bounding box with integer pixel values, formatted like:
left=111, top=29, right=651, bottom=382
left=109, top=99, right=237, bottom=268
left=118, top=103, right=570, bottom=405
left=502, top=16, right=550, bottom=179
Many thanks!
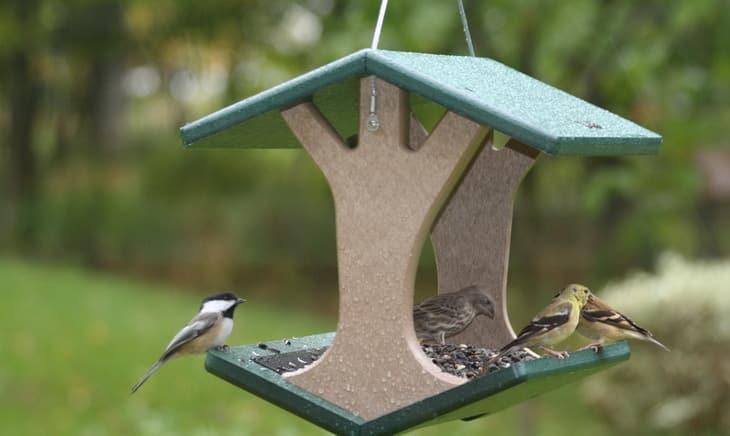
left=253, top=346, right=328, bottom=374
left=251, top=343, right=534, bottom=379
left=422, top=344, right=536, bottom=378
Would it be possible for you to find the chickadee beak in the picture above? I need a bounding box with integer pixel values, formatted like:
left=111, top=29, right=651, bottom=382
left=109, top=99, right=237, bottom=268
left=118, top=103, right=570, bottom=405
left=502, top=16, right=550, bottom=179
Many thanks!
left=236, top=298, right=246, bottom=305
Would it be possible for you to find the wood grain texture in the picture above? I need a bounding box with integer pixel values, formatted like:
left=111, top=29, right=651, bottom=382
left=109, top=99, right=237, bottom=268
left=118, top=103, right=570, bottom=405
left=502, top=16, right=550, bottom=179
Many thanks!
left=281, top=77, right=487, bottom=419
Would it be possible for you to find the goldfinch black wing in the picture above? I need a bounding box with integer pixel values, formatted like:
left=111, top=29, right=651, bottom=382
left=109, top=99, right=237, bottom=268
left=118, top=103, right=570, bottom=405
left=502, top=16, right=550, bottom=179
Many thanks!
left=581, top=308, right=651, bottom=336
left=500, top=301, right=573, bottom=351
left=521, top=301, right=573, bottom=335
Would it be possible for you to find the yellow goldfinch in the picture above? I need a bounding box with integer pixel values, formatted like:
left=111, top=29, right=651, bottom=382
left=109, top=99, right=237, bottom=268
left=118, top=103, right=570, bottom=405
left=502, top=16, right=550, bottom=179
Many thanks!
left=413, top=285, right=495, bottom=345
left=493, top=284, right=591, bottom=360
left=577, top=292, right=669, bottom=352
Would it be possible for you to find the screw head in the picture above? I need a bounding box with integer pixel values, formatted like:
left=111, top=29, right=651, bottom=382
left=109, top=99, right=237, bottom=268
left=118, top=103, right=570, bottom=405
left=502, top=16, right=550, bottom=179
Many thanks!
left=366, top=114, right=380, bottom=131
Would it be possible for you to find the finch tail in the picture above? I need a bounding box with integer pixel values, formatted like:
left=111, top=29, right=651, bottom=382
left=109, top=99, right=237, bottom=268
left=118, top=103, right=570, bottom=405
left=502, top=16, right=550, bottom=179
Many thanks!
left=645, top=336, right=670, bottom=352
left=131, top=359, right=166, bottom=394
left=488, top=343, right=517, bottom=365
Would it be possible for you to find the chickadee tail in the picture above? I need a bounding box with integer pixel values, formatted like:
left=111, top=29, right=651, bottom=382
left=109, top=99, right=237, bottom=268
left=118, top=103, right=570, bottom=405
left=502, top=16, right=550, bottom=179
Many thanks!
left=130, top=359, right=167, bottom=394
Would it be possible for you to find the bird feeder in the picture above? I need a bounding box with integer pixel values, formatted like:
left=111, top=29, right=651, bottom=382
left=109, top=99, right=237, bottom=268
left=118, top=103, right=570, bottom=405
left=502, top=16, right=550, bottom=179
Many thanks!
left=180, top=49, right=660, bottom=435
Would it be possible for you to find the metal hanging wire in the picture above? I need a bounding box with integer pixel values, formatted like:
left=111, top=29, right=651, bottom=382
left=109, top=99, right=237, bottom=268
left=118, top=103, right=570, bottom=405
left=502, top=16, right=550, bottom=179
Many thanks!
left=366, top=0, right=478, bottom=132
left=366, top=0, right=389, bottom=131
left=458, top=0, right=476, bottom=56
left=371, top=0, right=389, bottom=49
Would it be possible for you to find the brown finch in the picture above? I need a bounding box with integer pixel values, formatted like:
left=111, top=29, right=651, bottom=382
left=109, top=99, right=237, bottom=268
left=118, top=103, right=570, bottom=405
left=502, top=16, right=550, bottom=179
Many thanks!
left=413, top=285, right=495, bottom=345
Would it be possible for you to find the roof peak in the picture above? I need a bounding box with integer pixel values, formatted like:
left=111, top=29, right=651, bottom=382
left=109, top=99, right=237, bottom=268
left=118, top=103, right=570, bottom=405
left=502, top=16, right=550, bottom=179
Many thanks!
left=181, top=49, right=660, bottom=156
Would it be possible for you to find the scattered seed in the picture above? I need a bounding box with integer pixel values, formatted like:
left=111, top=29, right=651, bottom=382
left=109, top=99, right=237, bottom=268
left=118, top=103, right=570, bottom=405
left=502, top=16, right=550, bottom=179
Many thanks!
left=251, top=343, right=534, bottom=378
left=257, top=343, right=282, bottom=354
left=423, top=344, right=535, bottom=378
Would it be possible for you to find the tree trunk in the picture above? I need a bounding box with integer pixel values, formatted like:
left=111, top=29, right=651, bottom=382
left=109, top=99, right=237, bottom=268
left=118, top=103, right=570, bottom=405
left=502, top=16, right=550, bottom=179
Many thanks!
left=8, top=39, right=40, bottom=202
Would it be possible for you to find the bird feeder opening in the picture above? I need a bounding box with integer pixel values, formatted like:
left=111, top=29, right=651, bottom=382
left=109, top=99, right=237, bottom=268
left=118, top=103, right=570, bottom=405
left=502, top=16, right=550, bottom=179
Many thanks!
left=180, top=49, right=659, bottom=435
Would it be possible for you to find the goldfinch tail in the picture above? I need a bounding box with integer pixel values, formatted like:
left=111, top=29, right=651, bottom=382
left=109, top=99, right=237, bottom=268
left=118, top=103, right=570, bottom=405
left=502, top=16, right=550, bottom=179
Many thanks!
left=645, top=336, right=670, bottom=352
left=131, top=359, right=166, bottom=394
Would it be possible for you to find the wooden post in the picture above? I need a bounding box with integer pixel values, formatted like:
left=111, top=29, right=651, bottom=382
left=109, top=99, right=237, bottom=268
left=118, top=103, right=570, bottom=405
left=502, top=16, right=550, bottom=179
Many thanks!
left=280, top=77, right=487, bottom=419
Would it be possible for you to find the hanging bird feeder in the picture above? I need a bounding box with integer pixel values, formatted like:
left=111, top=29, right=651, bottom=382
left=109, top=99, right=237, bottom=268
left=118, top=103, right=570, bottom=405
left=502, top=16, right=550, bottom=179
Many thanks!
left=180, top=37, right=660, bottom=436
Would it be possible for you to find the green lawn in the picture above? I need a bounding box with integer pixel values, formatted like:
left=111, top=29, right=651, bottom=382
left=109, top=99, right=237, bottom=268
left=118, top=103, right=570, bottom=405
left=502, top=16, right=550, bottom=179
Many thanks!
left=0, top=258, right=612, bottom=435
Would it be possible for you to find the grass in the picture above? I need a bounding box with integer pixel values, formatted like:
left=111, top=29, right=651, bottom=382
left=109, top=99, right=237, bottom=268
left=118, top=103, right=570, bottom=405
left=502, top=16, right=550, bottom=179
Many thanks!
left=0, top=257, right=615, bottom=436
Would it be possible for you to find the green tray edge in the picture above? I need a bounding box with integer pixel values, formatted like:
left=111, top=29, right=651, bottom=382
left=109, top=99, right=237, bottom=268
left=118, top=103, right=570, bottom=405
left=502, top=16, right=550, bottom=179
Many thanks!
left=205, top=333, right=630, bottom=435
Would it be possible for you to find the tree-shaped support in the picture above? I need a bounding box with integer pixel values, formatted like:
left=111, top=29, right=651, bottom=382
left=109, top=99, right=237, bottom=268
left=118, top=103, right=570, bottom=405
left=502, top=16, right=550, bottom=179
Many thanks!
left=185, top=48, right=650, bottom=431
left=281, top=78, right=487, bottom=419
left=432, top=139, right=538, bottom=348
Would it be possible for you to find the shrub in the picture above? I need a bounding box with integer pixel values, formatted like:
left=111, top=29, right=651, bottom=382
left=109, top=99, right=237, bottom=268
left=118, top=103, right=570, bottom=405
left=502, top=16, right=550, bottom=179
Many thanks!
left=582, top=253, right=730, bottom=435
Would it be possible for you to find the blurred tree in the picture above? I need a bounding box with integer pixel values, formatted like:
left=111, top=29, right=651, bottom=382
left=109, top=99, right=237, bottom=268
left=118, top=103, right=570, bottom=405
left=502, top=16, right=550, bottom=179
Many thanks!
left=4, top=0, right=41, bottom=201
left=0, top=0, right=728, bottom=302
left=60, top=0, right=128, bottom=157
left=0, top=2, right=727, bottom=435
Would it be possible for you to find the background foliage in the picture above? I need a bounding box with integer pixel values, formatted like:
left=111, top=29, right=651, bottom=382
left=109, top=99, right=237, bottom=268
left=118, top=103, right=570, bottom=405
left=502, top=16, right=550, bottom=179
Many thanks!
left=1, top=0, right=729, bottom=435
left=583, top=253, right=730, bottom=436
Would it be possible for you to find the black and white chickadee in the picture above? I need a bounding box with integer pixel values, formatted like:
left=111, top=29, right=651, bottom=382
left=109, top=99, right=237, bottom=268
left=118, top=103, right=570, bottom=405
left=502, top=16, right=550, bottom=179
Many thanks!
left=131, top=292, right=246, bottom=394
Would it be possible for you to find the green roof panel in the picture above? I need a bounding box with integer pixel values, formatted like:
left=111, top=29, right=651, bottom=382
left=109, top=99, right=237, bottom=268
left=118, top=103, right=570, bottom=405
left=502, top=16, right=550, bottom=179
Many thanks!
left=181, top=49, right=661, bottom=156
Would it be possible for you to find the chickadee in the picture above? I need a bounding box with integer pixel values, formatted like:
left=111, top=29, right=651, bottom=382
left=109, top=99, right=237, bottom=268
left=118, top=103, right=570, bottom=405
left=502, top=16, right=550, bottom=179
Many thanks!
left=131, top=292, right=246, bottom=394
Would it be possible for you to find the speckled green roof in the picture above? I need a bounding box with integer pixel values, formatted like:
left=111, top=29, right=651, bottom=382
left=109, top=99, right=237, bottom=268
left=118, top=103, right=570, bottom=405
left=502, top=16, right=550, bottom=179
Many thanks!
left=181, top=49, right=661, bottom=156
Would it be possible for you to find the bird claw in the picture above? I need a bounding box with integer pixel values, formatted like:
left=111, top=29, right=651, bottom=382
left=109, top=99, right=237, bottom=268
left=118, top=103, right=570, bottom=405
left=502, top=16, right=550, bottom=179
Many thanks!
left=214, top=344, right=230, bottom=352
left=540, top=346, right=569, bottom=359
left=579, top=343, right=603, bottom=353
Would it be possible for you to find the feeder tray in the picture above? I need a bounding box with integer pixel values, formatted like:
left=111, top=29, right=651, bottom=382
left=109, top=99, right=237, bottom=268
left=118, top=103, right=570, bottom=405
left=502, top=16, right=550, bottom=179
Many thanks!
left=181, top=48, right=659, bottom=433
left=206, top=334, right=630, bottom=435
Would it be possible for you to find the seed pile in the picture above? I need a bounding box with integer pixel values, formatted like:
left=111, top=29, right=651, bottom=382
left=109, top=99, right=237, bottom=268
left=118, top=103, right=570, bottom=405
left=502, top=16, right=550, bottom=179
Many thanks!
left=251, top=341, right=536, bottom=379
left=422, top=344, right=536, bottom=379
